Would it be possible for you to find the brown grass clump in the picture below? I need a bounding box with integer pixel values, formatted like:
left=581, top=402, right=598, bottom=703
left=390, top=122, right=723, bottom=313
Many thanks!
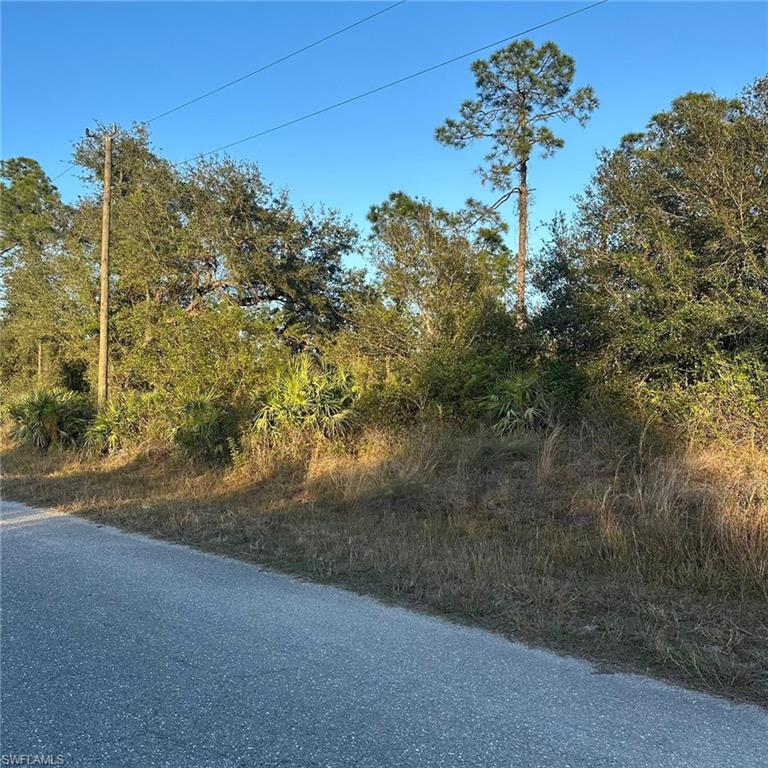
left=2, top=425, right=766, bottom=705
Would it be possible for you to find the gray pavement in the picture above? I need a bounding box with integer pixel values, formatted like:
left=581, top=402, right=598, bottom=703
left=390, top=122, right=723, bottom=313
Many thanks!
left=1, top=498, right=766, bottom=767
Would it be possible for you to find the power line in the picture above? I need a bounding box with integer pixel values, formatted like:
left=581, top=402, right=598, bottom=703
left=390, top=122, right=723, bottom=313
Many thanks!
left=51, top=163, right=76, bottom=183
left=51, top=1, right=608, bottom=183
left=144, top=0, right=408, bottom=124
left=48, top=1, right=407, bottom=185
left=179, top=0, right=608, bottom=164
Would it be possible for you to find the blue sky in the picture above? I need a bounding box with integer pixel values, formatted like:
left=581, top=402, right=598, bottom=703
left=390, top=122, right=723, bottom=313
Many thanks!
left=2, top=1, right=766, bottom=263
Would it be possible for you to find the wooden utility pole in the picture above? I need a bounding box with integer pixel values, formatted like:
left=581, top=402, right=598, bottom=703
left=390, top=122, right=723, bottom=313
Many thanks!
left=96, top=128, right=116, bottom=408
left=516, top=158, right=528, bottom=330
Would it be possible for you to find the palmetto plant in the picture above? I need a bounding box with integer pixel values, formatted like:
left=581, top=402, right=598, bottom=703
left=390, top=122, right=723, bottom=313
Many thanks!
left=481, top=370, right=550, bottom=435
left=255, top=354, right=358, bottom=439
left=84, top=392, right=149, bottom=454
left=9, top=388, right=94, bottom=450
left=172, top=393, right=239, bottom=463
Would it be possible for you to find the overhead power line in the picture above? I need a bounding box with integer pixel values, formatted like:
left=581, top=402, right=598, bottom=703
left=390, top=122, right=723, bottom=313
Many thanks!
left=51, top=1, right=608, bottom=184
left=48, top=0, right=407, bottom=185
left=51, top=163, right=76, bottom=183
left=144, top=0, right=408, bottom=124
left=180, top=0, right=608, bottom=164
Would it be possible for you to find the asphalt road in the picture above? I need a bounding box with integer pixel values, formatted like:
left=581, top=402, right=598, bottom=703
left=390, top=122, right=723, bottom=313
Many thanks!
left=1, top=499, right=766, bottom=767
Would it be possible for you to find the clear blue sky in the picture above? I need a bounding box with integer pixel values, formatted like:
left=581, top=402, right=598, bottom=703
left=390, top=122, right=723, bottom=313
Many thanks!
left=2, top=1, right=766, bottom=262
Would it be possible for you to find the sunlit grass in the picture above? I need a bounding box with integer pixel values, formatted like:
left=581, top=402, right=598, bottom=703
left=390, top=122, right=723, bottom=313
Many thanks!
left=2, top=424, right=766, bottom=705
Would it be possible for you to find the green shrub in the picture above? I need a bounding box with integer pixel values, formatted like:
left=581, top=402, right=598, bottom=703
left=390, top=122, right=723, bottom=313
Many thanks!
left=172, top=394, right=239, bottom=463
left=480, top=371, right=551, bottom=435
left=354, top=373, right=422, bottom=428
left=57, top=359, right=90, bottom=393
left=415, top=345, right=511, bottom=423
left=255, top=354, right=358, bottom=439
left=9, top=388, right=94, bottom=450
left=85, top=392, right=152, bottom=454
left=636, top=354, right=768, bottom=445
left=540, top=359, right=589, bottom=414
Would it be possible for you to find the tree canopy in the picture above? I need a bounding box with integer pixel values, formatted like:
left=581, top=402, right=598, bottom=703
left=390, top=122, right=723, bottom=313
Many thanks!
left=437, top=40, right=598, bottom=327
left=535, top=78, right=768, bottom=437
left=1, top=58, right=765, bottom=446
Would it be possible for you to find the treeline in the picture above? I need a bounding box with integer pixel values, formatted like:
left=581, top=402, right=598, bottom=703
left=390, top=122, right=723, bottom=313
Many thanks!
left=2, top=41, right=766, bottom=458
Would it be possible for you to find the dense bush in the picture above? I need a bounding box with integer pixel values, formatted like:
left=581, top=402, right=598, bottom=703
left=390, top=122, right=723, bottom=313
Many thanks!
left=535, top=82, right=768, bottom=442
left=172, top=395, right=240, bottom=463
left=3, top=78, right=767, bottom=452
left=480, top=371, right=551, bottom=435
left=9, top=388, right=94, bottom=450
left=636, top=353, right=768, bottom=444
left=84, top=392, right=154, bottom=454
left=255, top=355, right=358, bottom=439
left=114, top=303, right=286, bottom=404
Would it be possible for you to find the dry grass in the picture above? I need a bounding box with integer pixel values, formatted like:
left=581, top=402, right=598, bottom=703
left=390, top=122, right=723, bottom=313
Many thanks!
left=2, top=425, right=767, bottom=706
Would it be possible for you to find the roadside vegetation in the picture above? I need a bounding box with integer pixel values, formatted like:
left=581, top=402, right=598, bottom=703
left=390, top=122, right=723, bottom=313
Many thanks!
left=2, top=42, right=766, bottom=704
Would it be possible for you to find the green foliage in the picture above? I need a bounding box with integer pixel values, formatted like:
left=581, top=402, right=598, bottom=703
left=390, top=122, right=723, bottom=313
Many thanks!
left=536, top=77, right=768, bottom=441
left=1, top=127, right=365, bottom=409
left=335, top=192, right=517, bottom=423
left=636, top=354, right=768, bottom=444
left=58, top=359, right=91, bottom=393
left=172, top=394, right=240, bottom=463
left=436, top=40, right=598, bottom=190
left=413, top=343, right=512, bottom=423
left=0, top=157, right=65, bottom=252
left=72, top=128, right=360, bottom=340
left=1, top=158, right=92, bottom=390
left=480, top=371, right=550, bottom=435
left=114, top=302, right=285, bottom=404
left=436, top=38, right=598, bottom=323
left=9, top=388, right=94, bottom=450
left=2, top=76, right=765, bottom=454
left=84, top=392, right=153, bottom=454
left=368, top=192, right=513, bottom=330
left=255, top=355, right=358, bottom=439
left=538, top=359, right=589, bottom=414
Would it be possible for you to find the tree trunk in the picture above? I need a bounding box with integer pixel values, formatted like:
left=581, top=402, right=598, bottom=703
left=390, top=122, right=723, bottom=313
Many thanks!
left=97, top=133, right=114, bottom=408
left=516, top=159, right=528, bottom=330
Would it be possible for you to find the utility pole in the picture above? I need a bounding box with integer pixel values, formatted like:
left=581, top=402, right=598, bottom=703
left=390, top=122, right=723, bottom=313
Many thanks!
left=516, top=158, right=528, bottom=330
left=93, top=126, right=117, bottom=408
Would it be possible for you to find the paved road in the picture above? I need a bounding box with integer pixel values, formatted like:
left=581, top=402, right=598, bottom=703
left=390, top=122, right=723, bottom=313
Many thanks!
left=1, top=500, right=766, bottom=767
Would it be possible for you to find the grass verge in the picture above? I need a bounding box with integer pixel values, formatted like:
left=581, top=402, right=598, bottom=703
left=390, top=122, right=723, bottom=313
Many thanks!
left=2, top=425, right=767, bottom=706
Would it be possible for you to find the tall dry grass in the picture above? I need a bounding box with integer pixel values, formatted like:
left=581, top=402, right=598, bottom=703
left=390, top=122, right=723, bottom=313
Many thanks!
left=2, top=423, right=767, bottom=702
left=590, top=445, right=768, bottom=597
left=300, top=425, right=767, bottom=597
